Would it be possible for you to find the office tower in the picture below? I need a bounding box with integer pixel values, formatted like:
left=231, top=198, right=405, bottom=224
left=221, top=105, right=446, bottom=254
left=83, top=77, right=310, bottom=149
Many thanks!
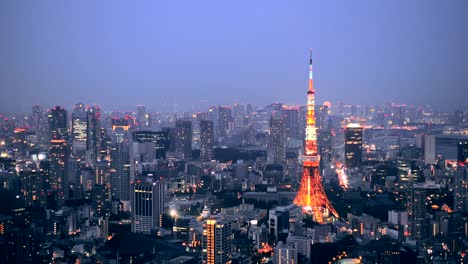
left=458, top=141, right=468, bottom=164
left=407, top=186, right=426, bottom=241
left=71, top=102, right=88, bottom=157
left=217, top=106, right=232, bottom=138
left=131, top=179, right=164, bottom=234
left=110, top=143, right=130, bottom=201
left=132, top=130, right=170, bottom=160
left=269, top=206, right=290, bottom=242
left=136, top=105, right=148, bottom=129
left=268, top=116, right=285, bottom=164
left=455, top=165, right=468, bottom=213
left=111, top=117, right=131, bottom=144
left=294, top=51, right=339, bottom=224
left=424, top=134, right=436, bottom=165
left=175, top=120, right=192, bottom=159
left=200, top=120, right=214, bottom=161
left=316, top=104, right=329, bottom=130
left=19, top=170, right=46, bottom=207
left=86, top=106, right=101, bottom=162
left=48, top=106, right=68, bottom=140
left=317, top=129, right=332, bottom=170
left=232, top=103, right=245, bottom=128
left=344, top=124, right=363, bottom=168
left=173, top=216, right=196, bottom=245
left=274, top=241, right=297, bottom=264
left=30, top=105, right=47, bottom=147
left=282, top=106, right=300, bottom=140
left=49, top=139, right=69, bottom=200
left=202, top=218, right=232, bottom=264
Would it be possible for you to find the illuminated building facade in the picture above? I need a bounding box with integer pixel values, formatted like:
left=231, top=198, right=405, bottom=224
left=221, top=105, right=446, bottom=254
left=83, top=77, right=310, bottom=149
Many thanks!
left=455, top=165, right=468, bottom=213
left=49, top=139, right=69, bottom=201
left=458, top=141, right=468, bottom=164
left=202, top=218, right=232, bottom=264
left=200, top=120, right=214, bottom=161
left=131, top=179, right=164, bottom=234
left=72, top=102, right=87, bottom=157
left=345, top=124, right=363, bottom=168
left=293, top=51, right=339, bottom=224
left=407, top=186, right=426, bottom=241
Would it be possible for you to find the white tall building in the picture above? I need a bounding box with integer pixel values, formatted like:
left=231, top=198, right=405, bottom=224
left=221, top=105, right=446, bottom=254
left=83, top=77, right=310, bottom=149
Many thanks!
left=424, top=134, right=436, bottom=165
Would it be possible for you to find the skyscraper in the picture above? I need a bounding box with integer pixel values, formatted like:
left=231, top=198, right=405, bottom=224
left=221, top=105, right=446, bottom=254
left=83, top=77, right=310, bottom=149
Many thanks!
left=110, top=143, right=130, bottom=201
left=72, top=102, right=88, bottom=157
left=217, top=106, right=232, bottom=138
left=49, top=139, right=69, bottom=201
left=175, top=120, right=192, bottom=159
left=86, top=106, right=101, bottom=162
left=454, top=165, right=468, bottom=213
left=132, top=130, right=170, bottom=160
left=131, top=179, right=164, bottom=234
left=268, top=116, right=285, bottom=164
left=136, top=105, right=148, bottom=129
left=344, top=124, right=363, bottom=168
left=424, top=134, right=436, bottom=165
left=30, top=105, right=47, bottom=147
left=200, top=120, right=214, bottom=161
left=458, top=141, right=468, bottom=164
left=282, top=106, right=300, bottom=140
left=202, top=218, right=232, bottom=264
left=48, top=106, right=68, bottom=140
left=407, top=186, right=426, bottom=241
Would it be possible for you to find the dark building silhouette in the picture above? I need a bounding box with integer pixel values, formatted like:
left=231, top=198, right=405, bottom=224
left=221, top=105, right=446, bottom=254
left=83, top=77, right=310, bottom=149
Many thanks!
left=200, top=120, right=214, bottom=161
left=175, top=120, right=192, bottom=159
left=345, top=124, right=363, bottom=168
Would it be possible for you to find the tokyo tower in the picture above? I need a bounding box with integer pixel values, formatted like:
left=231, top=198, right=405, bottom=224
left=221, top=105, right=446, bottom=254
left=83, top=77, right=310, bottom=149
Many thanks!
left=293, top=50, right=339, bottom=224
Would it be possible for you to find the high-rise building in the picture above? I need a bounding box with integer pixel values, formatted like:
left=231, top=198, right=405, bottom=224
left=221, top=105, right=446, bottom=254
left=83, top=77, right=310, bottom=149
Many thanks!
left=268, top=116, right=285, bottom=164
left=455, top=165, right=468, bottom=213
left=136, top=105, right=149, bottom=129
left=30, top=105, right=48, bottom=147
left=48, top=106, right=68, bottom=140
left=274, top=241, right=297, bottom=264
left=458, top=141, right=468, bottom=164
left=132, top=130, right=170, bottom=161
left=424, top=134, right=436, bottom=165
left=175, top=120, right=192, bottom=159
left=86, top=106, right=101, bottom=162
left=344, top=124, right=363, bottom=168
left=173, top=216, right=196, bottom=245
left=282, top=106, right=300, bottom=140
left=110, top=143, right=130, bottom=201
left=217, top=106, right=232, bottom=138
left=19, top=170, right=46, bottom=207
left=49, top=139, right=69, bottom=201
left=407, top=186, right=426, bottom=241
left=200, top=120, right=214, bottom=161
left=131, top=179, right=164, bottom=234
left=72, top=102, right=88, bottom=157
left=202, top=218, right=232, bottom=264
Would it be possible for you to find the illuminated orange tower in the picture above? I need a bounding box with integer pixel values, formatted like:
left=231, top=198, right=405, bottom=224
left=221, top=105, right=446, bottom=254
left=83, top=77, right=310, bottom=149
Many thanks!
left=293, top=50, right=339, bottom=224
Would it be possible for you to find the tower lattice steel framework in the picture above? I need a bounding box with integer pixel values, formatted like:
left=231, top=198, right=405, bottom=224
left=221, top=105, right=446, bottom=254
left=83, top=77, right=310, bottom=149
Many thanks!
left=293, top=51, right=339, bottom=224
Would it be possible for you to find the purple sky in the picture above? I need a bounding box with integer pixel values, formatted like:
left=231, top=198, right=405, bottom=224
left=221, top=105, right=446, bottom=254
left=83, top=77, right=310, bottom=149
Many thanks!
left=1, top=0, right=467, bottom=113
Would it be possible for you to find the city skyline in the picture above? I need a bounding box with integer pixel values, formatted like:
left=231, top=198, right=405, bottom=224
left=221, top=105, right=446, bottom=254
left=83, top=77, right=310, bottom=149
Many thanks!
left=1, top=0, right=467, bottom=113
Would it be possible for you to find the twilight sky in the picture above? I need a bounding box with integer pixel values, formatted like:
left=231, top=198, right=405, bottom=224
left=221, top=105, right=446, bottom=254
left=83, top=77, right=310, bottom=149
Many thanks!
left=0, top=0, right=467, bottom=113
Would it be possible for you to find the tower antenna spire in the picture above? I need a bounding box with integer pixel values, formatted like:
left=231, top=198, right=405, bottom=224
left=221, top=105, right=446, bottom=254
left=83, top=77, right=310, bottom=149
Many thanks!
left=294, top=50, right=339, bottom=224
